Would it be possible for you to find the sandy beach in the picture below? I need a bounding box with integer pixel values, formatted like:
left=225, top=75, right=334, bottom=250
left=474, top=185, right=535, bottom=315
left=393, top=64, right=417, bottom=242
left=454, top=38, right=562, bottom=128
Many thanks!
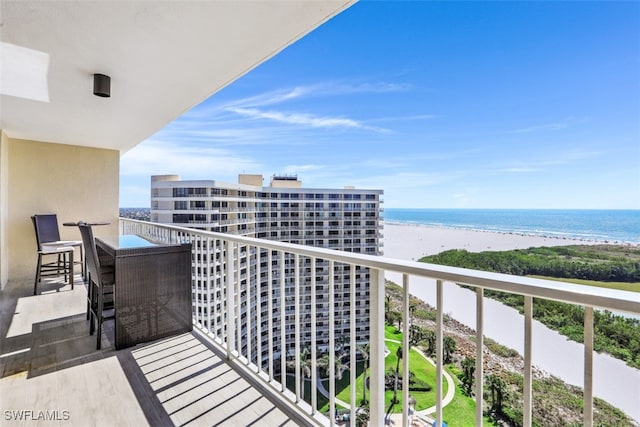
left=382, top=222, right=597, bottom=260
left=382, top=222, right=640, bottom=422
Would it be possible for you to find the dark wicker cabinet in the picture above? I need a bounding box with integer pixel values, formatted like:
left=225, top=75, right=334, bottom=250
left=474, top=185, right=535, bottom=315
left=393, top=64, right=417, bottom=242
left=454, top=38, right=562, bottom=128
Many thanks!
left=96, top=235, right=192, bottom=349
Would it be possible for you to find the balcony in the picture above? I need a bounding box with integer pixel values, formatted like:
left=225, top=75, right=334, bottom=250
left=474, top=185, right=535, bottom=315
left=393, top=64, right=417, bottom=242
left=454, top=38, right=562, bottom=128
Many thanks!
left=1, top=218, right=638, bottom=427
left=0, top=284, right=306, bottom=426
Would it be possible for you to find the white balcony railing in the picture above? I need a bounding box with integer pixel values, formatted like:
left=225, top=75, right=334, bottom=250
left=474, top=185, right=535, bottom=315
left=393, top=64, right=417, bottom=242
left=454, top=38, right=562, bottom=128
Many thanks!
left=119, top=218, right=640, bottom=427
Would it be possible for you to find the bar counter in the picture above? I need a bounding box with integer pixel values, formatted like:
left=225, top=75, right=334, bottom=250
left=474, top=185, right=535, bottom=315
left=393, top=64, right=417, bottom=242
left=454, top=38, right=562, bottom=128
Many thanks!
left=96, top=235, right=192, bottom=349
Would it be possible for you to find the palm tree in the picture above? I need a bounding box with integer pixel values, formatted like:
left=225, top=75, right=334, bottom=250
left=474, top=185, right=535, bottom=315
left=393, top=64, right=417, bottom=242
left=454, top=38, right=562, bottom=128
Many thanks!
left=409, top=324, right=427, bottom=346
left=385, top=293, right=391, bottom=316
left=336, top=335, right=349, bottom=358
left=286, top=347, right=312, bottom=400
left=424, top=329, right=436, bottom=356
left=461, top=357, right=475, bottom=396
left=409, top=300, right=417, bottom=323
left=393, top=345, right=403, bottom=403
left=386, top=310, right=402, bottom=329
left=318, top=352, right=347, bottom=381
left=443, top=336, right=456, bottom=364
left=356, top=343, right=370, bottom=405
left=486, top=374, right=506, bottom=414
left=386, top=345, right=403, bottom=420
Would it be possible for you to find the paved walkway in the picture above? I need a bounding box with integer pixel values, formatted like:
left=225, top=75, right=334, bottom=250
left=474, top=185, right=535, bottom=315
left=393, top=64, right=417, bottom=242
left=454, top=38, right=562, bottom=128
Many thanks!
left=413, top=346, right=456, bottom=417
left=315, top=339, right=456, bottom=426
left=385, top=339, right=455, bottom=426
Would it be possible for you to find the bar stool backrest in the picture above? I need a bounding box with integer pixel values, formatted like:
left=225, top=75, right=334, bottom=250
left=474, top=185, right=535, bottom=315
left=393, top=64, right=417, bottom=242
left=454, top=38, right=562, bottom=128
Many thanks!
left=32, top=214, right=62, bottom=248
left=77, top=223, right=103, bottom=288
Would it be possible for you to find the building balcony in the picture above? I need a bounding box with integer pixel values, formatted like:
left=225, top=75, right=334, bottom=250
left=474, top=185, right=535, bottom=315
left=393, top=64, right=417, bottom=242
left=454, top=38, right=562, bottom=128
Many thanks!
left=0, top=279, right=308, bottom=426
left=1, top=218, right=638, bottom=427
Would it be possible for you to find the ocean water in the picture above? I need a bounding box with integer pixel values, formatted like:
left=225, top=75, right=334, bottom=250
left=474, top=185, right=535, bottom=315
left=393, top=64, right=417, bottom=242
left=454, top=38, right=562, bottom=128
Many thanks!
left=384, top=209, right=640, bottom=245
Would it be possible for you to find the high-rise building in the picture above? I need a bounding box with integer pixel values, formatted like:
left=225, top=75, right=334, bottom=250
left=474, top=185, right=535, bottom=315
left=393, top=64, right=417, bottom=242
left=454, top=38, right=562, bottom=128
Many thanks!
left=150, top=174, right=383, bottom=365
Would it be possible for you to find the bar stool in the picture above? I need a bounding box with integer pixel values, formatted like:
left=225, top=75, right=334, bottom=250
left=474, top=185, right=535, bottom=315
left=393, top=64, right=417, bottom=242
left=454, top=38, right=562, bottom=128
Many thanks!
left=32, top=215, right=76, bottom=294
left=78, top=222, right=115, bottom=350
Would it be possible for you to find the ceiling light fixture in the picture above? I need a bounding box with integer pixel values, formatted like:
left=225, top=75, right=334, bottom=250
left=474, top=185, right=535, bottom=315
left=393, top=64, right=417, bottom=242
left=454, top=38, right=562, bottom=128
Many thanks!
left=93, top=73, right=111, bottom=97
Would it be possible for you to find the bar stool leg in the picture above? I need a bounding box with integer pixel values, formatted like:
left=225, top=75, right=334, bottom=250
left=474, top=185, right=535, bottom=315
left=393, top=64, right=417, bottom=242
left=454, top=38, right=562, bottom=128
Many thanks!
left=34, top=254, right=43, bottom=295
left=69, top=251, right=74, bottom=290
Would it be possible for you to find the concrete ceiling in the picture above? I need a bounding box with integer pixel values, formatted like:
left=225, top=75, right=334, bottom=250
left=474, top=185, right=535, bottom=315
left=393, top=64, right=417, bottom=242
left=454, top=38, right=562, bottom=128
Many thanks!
left=0, top=1, right=355, bottom=153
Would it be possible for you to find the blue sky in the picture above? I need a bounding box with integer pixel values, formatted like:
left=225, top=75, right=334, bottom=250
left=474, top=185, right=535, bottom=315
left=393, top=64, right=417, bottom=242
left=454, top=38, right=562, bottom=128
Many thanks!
left=120, top=1, right=640, bottom=209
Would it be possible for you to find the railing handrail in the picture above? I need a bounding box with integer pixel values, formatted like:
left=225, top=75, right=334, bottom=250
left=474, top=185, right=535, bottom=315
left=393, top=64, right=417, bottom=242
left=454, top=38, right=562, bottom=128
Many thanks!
left=120, top=217, right=640, bottom=315
left=120, top=217, right=640, bottom=426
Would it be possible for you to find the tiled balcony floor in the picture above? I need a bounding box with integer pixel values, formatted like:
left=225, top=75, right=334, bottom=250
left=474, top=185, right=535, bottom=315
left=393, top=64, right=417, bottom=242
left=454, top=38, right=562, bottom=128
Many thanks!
left=0, top=277, right=302, bottom=426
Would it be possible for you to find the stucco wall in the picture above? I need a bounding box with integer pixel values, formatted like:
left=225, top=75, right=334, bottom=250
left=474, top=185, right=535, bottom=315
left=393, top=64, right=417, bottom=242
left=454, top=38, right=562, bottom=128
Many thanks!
left=5, top=137, right=120, bottom=288
left=0, top=131, right=8, bottom=289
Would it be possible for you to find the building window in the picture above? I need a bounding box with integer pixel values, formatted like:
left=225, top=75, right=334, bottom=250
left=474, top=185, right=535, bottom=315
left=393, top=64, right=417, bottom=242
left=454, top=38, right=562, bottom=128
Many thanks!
left=173, top=188, right=188, bottom=197
left=173, top=214, right=190, bottom=223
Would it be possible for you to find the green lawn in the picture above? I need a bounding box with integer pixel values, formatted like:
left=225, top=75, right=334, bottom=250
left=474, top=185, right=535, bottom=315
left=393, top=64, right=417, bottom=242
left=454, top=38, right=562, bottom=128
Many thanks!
left=316, top=363, right=365, bottom=413
left=312, top=324, right=490, bottom=424
left=530, top=275, right=640, bottom=293
left=334, top=326, right=449, bottom=414
left=381, top=341, right=447, bottom=412
left=385, top=324, right=404, bottom=340
left=441, top=373, right=493, bottom=426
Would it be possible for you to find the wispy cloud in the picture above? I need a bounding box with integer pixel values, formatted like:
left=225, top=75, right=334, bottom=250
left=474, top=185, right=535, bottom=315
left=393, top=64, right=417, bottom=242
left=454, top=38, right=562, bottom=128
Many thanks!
left=193, top=80, right=411, bottom=115
left=317, top=81, right=413, bottom=96
left=360, top=158, right=409, bottom=169
left=169, top=79, right=409, bottom=138
left=227, top=107, right=390, bottom=133
left=372, top=114, right=439, bottom=123
left=496, top=167, right=540, bottom=173
left=214, top=80, right=411, bottom=133
left=331, top=170, right=464, bottom=191
left=557, top=148, right=601, bottom=161
left=222, top=86, right=314, bottom=110
left=489, top=147, right=601, bottom=175
left=120, top=139, right=261, bottom=178
left=509, top=117, right=587, bottom=134
left=510, top=122, right=569, bottom=134
left=283, top=164, right=325, bottom=174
